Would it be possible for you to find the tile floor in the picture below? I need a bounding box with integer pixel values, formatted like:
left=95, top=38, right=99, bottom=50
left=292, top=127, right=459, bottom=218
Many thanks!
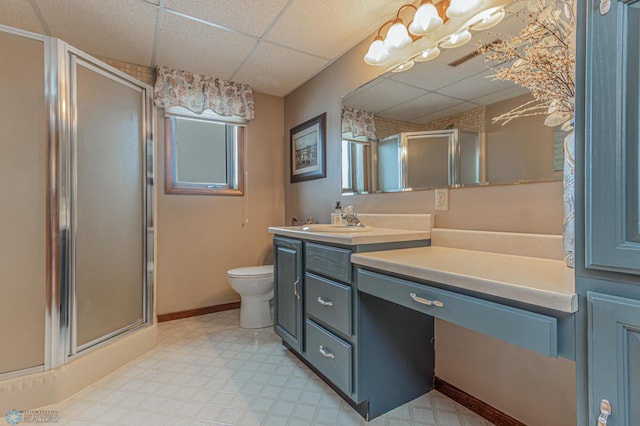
left=41, top=310, right=494, bottom=425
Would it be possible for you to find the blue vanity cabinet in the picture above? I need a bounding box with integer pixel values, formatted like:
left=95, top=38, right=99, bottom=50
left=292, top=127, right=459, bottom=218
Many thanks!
left=303, top=242, right=357, bottom=397
left=272, top=234, right=432, bottom=419
left=576, top=0, right=640, bottom=424
left=588, top=292, right=640, bottom=426
left=273, top=237, right=304, bottom=354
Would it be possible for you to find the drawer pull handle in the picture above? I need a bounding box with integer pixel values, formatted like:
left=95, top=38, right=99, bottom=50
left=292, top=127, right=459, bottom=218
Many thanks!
left=319, top=345, right=335, bottom=359
left=317, top=297, right=333, bottom=307
left=293, top=278, right=300, bottom=299
left=410, top=292, right=444, bottom=307
left=598, top=399, right=611, bottom=425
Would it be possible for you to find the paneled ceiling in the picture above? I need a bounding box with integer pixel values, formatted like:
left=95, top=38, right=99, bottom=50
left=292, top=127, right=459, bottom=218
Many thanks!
left=0, top=0, right=408, bottom=96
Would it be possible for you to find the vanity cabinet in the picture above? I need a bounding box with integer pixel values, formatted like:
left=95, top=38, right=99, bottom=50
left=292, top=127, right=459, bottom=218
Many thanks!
left=303, top=242, right=356, bottom=397
left=273, top=237, right=303, bottom=353
left=358, top=269, right=560, bottom=358
left=272, top=234, right=432, bottom=419
left=577, top=0, right=640, bottom=424
left=588, top=292, right=640, bottom=426
left=273, top=237, right=360, bottom=397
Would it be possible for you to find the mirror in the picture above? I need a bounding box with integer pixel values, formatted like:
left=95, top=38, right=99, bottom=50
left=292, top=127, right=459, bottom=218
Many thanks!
left=341, top=2, right=568, bottom=194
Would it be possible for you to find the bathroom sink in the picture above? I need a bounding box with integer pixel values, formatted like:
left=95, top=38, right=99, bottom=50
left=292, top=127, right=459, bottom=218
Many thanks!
left=301, top=224, right=374, bottom=233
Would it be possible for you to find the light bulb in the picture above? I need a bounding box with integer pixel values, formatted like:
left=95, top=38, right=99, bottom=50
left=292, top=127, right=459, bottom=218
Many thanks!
left=446, top=0, right=482, bottom=18
left=392, top=60, right=415, bottom=73
left=414, top=47, right=441, bottom=62
left=469, top=8, right=506, bottom=31
left=384, top=18, right=412, bottom=50
left=364, top=37, right=391, bottom=65
left=440, top=29, right=472, bottom=48
left=409, top=1, right=443, bottom=36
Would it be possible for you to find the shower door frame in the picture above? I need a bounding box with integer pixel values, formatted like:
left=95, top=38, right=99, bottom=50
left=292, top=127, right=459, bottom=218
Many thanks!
left=46, top=39, right=155, bottom=369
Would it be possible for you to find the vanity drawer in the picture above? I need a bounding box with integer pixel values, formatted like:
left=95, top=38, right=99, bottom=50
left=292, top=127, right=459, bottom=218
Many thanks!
left=305, top=273, right=352, bottom=336
left=306, top=242, right=352, bottom=283
left=357, top=269, right=558, bottom=357
left=305, top=319, right=352, bottom=394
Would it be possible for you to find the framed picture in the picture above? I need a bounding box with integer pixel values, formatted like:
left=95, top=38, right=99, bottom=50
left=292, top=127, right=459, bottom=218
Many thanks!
left=290, top=113, right=326, bottom=183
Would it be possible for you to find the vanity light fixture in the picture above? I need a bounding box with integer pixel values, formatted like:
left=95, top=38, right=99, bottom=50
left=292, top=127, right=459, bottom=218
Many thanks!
left=409, top=1, right=443, bottom=35
left=446, top=0, right=483, bottom=18
left=392, top=60, right=416, bottom=72
left=364, top=0, right=514, bottom=72
left=468, top=7, right=507, bottom=30
left=440, top=29, right=473, bottom=48
left=415, top=46, right=441, bottom=62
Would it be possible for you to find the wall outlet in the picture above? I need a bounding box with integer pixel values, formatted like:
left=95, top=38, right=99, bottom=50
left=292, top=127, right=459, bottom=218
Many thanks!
left=435, top=188, right=449, bottom=211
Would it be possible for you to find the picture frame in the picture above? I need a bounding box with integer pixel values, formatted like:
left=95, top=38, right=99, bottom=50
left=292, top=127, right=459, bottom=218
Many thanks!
left=290, top=113, right=326, bottom=183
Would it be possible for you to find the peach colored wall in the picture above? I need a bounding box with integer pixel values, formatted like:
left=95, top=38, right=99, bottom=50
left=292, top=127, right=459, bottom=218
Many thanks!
left=436, top=321, right=577, bottom=425
left=486, top=93, right=560, bottom=183
left=284, top=34, right=574, bottom=424
left=156, top=92, right=285, bottom=315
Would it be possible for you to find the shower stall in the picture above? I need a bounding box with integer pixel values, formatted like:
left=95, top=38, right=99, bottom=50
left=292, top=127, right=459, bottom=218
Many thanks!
left=0, top=25, right=154, bottom=378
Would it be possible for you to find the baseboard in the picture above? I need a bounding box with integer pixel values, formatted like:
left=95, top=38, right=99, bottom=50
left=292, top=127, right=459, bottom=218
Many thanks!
left=157, top=301, right=240, bottom=322
left=0, top=325, right=158, bottom=413
left=434, top=377, right=526, bottom=426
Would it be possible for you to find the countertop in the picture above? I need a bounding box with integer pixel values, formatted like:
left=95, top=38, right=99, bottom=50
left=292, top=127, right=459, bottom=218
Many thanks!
left=351, top=246, right=577, bottom=313
left=268, top=226, right=431, bottom=246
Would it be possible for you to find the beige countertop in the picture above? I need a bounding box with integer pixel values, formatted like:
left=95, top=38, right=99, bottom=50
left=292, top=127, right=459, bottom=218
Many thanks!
left=268, top=226, right=431, bottom=246
left=351, top=246, right=577, bottom=313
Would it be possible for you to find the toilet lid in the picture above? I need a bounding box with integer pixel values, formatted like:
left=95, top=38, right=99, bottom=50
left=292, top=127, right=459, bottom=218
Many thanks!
left=227, top=265, right=273, bottom=278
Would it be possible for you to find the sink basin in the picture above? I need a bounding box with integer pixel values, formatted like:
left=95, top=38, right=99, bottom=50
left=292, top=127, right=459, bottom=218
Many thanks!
left=301, top=224, right=374, bottom=233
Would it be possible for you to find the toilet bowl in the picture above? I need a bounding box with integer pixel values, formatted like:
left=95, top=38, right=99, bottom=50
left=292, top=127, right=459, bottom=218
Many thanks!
left=227, top=265, right=274, bottom=329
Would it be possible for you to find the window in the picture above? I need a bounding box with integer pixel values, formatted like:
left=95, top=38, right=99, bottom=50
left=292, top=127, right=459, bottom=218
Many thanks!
left=165, top=110, right=245, bottom=195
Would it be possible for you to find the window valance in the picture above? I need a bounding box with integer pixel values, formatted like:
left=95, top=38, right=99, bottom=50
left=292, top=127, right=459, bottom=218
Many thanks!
left=154, top=66, right=255, bottom=120
left=341, top=107, right=376, bottom=140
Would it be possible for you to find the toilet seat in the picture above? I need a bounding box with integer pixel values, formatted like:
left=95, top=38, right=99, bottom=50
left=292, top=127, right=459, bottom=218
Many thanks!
left=227, top=265, right=273, bottom=279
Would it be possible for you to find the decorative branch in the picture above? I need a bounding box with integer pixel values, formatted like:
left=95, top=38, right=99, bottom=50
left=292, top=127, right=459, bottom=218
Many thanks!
left=479, top=0, right=575, bottom=127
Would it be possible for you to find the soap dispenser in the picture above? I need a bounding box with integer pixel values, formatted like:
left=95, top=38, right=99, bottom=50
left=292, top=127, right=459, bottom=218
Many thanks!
left=331, top=201, right=343, bottom=225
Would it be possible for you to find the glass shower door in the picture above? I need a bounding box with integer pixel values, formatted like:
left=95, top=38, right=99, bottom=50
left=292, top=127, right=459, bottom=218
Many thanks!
left=70, top=54, right=150, bottom=352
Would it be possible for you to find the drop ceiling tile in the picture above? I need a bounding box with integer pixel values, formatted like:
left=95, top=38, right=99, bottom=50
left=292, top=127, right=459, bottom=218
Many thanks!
left=33, top=0, right=157, bottom=65
left=411, top=101, right=480, bottom=124
left=380, top=93, right=464, bottom=122
left=231, top=41, right=329, bottom=97
left=0, top=1, right=45, bottom=34
left=156, top=12, right=258, bottom=81
left=472, top=85, right=531, bottom=106
left=390, top=51, right=491, bottom=92
left=343, top=79, right=428, bottom=114
left=436, top=70, right=520, bottom=100
left=266, top=0, right=407, bottom=59
left=164, top=0, right=289, bottom=37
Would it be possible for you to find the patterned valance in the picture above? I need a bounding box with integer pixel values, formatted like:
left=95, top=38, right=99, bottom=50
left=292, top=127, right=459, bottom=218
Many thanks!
left=154, top=66, right=254, bottom=120
left=341, top=107, right=376, bottom=140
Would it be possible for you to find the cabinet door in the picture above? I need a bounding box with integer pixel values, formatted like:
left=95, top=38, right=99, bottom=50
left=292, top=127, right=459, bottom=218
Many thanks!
left=273, top=237, right=303, bottom=353
left=584, top=0, right=640, bottom=274
left=589, top=292, right=640, bottom=425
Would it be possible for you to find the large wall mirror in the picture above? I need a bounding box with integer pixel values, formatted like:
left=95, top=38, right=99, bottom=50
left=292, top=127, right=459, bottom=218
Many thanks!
left=341, top=2, right=569, bottom=195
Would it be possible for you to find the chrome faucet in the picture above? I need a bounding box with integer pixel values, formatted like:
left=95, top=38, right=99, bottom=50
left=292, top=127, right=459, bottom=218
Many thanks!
left=341, top=205, right=363, bottom=227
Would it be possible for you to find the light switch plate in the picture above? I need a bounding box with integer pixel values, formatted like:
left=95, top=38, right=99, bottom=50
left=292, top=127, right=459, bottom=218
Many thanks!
left=435, top=188, right=449, bottom=211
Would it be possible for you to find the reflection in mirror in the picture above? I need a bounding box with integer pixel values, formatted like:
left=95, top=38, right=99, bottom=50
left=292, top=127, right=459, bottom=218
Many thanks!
left=341, top=138, right=373, bottom=194
left=341, top=2, right=568, bottom=195
left=375, top=129, right=482, bottom=191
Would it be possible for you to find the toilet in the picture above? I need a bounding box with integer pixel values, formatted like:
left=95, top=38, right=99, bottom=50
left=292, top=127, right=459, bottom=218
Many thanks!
left=227, top=265, right=274, bottom=329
